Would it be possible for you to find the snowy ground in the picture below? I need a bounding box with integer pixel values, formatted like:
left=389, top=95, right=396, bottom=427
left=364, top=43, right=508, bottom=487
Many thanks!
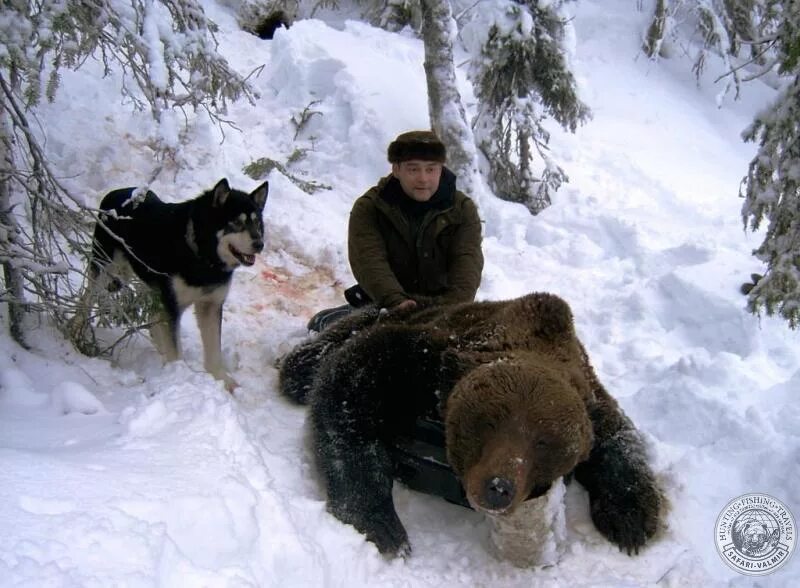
left=1, top=0, right=798, bottom=586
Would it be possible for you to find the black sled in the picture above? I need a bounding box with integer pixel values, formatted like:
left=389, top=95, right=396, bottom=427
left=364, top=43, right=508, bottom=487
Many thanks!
left=390, top=416, right=472, bottom=509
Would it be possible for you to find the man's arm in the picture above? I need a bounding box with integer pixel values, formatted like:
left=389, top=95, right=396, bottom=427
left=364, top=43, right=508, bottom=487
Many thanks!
left=437, top=197, right=484, bottom=304
left=348, top=196, right=409, bottom=308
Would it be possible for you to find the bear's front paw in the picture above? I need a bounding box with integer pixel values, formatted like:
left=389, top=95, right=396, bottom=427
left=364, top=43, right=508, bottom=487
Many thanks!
left=589, top=482, right=661, bottom=555
left=331, top=501, right=411, bottom=558
left=363, top=511, right=411, bottom=558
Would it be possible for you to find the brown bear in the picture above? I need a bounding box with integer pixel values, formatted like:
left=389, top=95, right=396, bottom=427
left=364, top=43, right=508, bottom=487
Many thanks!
left=279, top=292, right=663, bottom=558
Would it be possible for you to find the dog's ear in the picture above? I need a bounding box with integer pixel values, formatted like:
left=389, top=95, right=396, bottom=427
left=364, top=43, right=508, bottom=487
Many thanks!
left=212, top=178, right=231, bottom=208
left=250, top=181, right=268, bottom=212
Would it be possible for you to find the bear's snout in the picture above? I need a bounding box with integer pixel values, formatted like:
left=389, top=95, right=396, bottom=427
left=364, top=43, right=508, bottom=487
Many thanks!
left=482, top=476, right=516, bottom=511
left=463, top=446, right=531, bottom=514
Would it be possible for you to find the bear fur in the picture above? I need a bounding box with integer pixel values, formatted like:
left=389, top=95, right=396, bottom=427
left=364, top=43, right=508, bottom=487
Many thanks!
left=279, top=292, right=663, bottom=558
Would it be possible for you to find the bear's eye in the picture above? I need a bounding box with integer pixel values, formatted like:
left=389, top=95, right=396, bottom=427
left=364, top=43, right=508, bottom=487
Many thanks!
left=534, top=440, right=549, bottom=449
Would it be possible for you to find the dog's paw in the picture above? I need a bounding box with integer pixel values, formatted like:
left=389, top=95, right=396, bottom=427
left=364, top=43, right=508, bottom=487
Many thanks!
left=209, top=369, right=239, bottom=393
left=222, top=374, right=239, bottom=393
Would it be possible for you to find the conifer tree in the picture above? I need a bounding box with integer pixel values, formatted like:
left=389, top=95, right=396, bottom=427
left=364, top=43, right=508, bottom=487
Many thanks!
left=740, top=2, right=800, bottom=327
left=468, top=0, right=590, bottom=213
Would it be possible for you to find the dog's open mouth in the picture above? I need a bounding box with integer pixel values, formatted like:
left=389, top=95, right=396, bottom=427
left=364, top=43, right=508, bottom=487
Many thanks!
left=230, top=245, right=257, bottom=266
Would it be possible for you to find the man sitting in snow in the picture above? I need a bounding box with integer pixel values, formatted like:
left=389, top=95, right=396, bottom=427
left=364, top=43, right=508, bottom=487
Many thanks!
left=307, top=130, right=484, bottom=332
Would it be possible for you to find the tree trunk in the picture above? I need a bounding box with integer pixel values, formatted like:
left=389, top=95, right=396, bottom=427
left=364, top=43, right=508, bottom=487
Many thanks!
left=419, top=0, right=480, bottom=196
left=0, top=102, right=28, bottom=348
left=643, top=0, right=669, bottom=58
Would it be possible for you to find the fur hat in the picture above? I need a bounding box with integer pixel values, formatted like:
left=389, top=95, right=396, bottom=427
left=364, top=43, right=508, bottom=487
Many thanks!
left=387, top=131, right=447, bottom=163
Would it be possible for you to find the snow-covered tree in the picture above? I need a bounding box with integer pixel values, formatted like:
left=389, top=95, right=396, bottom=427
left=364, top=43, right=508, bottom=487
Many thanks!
left=420, top=0, right=481, bottom=195
left=740, top=3, right=800, bottom=327
left=0, top=91, right=25, bottom=347
left=642, top=0, right=783, bottom=102
left=468, top=0, right=590, bottom=213
left=0, top=0, right=256, bottom=348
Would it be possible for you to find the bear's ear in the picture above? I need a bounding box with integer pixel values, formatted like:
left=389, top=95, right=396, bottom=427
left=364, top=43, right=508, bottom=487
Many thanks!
left=521, top=292, right=574, bottom=341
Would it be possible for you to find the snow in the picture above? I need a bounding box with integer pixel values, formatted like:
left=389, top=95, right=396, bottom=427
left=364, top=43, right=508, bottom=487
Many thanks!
left=1, top=0, right=798, bottom=586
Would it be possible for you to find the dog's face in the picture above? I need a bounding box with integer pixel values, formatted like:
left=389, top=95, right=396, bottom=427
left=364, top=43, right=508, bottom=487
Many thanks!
left=210, top=179, right=269, bottom=270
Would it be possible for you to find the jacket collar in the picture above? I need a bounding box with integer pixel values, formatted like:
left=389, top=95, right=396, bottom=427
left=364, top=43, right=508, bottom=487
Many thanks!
left=379, top=167, right=456, bottom=216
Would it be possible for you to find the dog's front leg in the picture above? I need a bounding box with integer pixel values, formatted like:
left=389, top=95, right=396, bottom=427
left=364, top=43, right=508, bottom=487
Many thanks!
left=195, top=299, right=237, bottom=391
left=150, top=286, right=183, bottom=363
left=150, top=307, right=182, bottom=363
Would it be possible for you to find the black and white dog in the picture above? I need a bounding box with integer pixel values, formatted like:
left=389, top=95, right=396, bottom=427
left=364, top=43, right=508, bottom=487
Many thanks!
left=83, top=178, right=268, bottom=390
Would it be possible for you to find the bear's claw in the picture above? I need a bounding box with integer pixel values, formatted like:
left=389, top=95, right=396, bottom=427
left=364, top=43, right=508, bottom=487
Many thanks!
left=589, top=484, right=661, bottom=555
left=363, top=513, right=411, bottom=557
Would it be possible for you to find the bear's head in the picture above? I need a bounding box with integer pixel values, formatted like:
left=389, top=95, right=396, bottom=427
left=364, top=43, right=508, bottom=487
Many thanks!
left=444, top=361, right=593, bottom=515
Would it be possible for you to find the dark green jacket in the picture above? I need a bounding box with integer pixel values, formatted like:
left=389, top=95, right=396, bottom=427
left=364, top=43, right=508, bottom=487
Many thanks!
left=348, top=168, right=484, bottom=308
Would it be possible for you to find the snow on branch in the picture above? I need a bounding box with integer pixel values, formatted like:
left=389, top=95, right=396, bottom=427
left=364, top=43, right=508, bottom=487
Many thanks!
left=1, top=0, right=257, bottom=141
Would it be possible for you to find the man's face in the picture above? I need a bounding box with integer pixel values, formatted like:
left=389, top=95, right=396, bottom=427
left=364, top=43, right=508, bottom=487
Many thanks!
left=392, top=160, right=443, bottom=202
